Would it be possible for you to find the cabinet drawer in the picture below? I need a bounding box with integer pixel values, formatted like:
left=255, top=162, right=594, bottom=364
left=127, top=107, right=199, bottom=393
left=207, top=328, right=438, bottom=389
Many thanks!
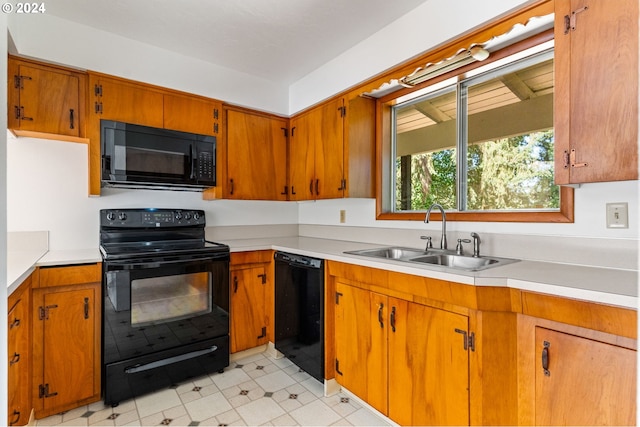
left=38, top=263, right=101, bottom=288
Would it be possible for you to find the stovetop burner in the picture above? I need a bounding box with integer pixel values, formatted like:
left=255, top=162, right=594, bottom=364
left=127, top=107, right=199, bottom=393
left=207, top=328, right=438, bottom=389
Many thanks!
left=99, top=208, right=229, bottom=260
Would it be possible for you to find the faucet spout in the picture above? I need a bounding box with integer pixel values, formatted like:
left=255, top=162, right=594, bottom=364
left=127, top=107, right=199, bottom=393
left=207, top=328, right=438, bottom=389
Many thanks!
left=425, top=203, right=447, bottom=250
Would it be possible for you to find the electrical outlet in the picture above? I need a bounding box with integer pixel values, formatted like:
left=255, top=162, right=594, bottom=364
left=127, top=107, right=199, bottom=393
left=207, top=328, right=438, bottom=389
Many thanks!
left=339, top=210, right=346, bottom=224
left=606, top=203, right=629, bottom=229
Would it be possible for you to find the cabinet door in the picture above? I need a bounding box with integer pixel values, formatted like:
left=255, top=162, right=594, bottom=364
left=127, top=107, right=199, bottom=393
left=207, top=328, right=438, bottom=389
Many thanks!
left=312, top=98, right=344, bottom=200
left=227, top=110, right=288, bottom=200
left=91, top=76, right=164, bottom=127
left=289, top=114, right=316, bottom=201
left=13, top=65, right=80, bottom=137
left=535, top=327, right=636, bottom=425
left=345, top=96, right=375, bottom=198
left=163, top=94, right=222, bottom=136
left=334, top=282, right=388, bottom=414
left=554, top=0, right=638, bottom=184
left=388, top=298, right=470, bottom=426
left=230, top=266, right=269, bottom=353
left=34, top=287, right=97, bottom=415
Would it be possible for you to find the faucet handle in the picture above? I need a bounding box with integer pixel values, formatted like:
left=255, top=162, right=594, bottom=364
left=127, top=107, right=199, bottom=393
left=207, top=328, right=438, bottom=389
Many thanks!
left=420, top=235, right=433, bottom=249
left=456, top=238, right=471, bottom=255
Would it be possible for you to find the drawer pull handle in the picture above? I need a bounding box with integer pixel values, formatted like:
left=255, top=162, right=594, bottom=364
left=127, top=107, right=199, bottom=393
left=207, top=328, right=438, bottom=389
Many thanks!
left=84, top=298, right=90, bottom=319
left=390, top=306, right=396, bottom=332
left=377, top=303, right=384, bottom=328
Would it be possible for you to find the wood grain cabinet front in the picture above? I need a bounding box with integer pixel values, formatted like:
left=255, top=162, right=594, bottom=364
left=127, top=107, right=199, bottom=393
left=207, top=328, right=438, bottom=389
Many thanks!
left=334, top=281, right=471, bottom=426
left=163, top=93, right=222, bottom=136
left=7, top=274, right=32, bottom=427
left=229, top=251, right=274, bottom=353
left=224, top=108, right=288, bottom=201
left=534, top=327, right=636, bottom=426
left=31, top=263, right=102, bottom=420
left=8, top=56, right=86, bottom=140
left=554, top=0, right=638, bottom=184
left=289, top=96, right=375, bottom=201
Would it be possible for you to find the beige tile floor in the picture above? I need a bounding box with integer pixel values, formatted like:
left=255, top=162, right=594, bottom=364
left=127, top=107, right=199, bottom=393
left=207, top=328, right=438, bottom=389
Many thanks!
left=35, top=351, right=391, bottom=426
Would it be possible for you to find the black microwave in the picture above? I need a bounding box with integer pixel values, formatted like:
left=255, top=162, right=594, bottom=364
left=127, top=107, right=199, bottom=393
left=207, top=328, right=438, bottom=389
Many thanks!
left=101, top=120, right=216, bottom=191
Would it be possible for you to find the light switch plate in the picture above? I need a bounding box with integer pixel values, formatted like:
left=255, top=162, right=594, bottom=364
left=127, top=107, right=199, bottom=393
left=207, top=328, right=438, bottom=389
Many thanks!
left=606, top=202, right=629, bottom=229
left=339, top=210, right=346, bottom=224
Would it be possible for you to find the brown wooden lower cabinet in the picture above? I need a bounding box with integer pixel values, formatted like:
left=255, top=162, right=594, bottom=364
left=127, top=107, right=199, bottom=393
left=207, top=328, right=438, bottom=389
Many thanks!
left=230, top=251, right=274, bottom=353
left=326, top=260, right=637, bottom=427
left=334, top=280, right=471, bottom=426
left=8, top=274, right=32, bottom=426
left=31, top=263, right=102, bottom=419
left=534, top=327, right=636, bottom=426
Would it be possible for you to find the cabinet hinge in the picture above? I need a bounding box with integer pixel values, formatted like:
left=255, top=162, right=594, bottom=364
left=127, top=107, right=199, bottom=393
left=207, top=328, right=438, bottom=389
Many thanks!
left=14, top=106, right=21, bottom=120
left=335, top=359, right=343, bottom=376
left=94, top=84, right=103, bottom=97
left=213, top=108, right=219, bottom=120
left=455, top=329, right=475, bottom=351
left=335, top=292, right=343, bottom=304
left=213, top=123, right=219, bottom=134
left=94, top=102, right=103, bottom=114
left=13, top=75, right=21, bottom=89
left=257, top=326, right=267, bottom=339
left=38, top=304, right=58, bottom=321
left=38, top=383, right=58, bottom=399
left=564, top=6, right=589, bottom=34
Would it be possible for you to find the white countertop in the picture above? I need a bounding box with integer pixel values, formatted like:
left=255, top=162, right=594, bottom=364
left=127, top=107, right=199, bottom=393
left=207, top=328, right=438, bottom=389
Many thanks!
left=7, top=236, right=637, bottom=310
left=221, top=236, right=638, bottom=309
left=7, top=248, right=102, bottom=295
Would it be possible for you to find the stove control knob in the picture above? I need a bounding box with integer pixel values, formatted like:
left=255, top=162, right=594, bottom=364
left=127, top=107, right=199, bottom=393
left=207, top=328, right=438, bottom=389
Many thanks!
left=175, top=212, right=183, bottom=220
left=106, top=212, right=116, bottom=221
left=193, top=212, right=200, bottom=221
left=118, top=212, right=127, bottom=221
left=184, top=212, right=192, bottom=220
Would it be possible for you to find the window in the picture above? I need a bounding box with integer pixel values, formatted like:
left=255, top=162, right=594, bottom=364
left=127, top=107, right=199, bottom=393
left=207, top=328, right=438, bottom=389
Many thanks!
left=392, top=47, right=558, bottom=214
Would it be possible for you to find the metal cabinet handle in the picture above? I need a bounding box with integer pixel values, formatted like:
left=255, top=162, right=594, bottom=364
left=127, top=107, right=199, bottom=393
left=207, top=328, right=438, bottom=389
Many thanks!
left=229, top=179, right=234, bottom=195
left=280, top=186, right=288, bottom=195
left=84, top=298, right=89, bottom=319
left=69, top=109, right=75, bottom=129
left=542, top=341, right=550, bottom=376
left=315, top=179, right=319, bottom=195
left=390, top=306, right=396, bottom=332
left=233, top=276, right=238, bottom=293
left=378, top=303, right=384, bottom=328
left=309, top=180, right=314, bottom=195
left=291, top=186, right=296, bottom=195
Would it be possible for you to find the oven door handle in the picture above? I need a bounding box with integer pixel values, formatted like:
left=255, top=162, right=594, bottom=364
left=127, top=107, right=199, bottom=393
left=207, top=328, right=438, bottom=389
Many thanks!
left=106, top=255, right=226, bottom=268
left=124, top=345, right=218, bottom=374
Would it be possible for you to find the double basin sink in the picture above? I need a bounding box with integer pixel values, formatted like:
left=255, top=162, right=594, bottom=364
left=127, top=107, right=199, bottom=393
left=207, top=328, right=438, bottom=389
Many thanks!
left=344, top=246, right=519, bottom=272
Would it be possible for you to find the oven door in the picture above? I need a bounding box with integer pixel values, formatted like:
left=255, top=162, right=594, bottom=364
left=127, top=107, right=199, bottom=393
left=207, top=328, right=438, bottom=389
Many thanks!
left=102, top=253, right=229, bottom=404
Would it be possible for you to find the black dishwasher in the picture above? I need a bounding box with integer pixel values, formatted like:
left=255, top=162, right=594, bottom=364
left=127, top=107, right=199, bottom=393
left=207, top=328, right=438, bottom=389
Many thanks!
left=274, top=251, right=324, bottom=383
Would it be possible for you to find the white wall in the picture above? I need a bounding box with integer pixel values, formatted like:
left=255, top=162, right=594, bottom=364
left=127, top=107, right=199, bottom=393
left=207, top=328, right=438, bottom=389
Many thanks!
left=7, top=14, right=289, bottom=115
left=298, top=182, right=640, bottom=239
left=6, top=135, right=298, bottom=250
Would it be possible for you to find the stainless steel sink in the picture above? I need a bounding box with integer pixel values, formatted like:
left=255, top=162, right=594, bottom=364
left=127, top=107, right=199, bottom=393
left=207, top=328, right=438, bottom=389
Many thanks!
left=344, top=246, right=518, bottom=272
left=344, top=247, right=427, bottom=260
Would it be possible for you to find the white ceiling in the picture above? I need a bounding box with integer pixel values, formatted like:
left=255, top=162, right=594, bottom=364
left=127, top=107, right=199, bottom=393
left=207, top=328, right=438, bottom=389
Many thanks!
left=44, top=0, right=430, bottom=86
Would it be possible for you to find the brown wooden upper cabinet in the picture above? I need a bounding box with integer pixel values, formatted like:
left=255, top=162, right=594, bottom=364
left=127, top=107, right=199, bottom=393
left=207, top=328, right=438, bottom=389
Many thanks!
left=163, top=93, right=222, bottom=136
left=289, top=96, right=375, bottom=201
left=88, top=73, right=164, bottom=128
left=225, top=107, right=288, bottom=200
left=554, top=0, right=638, bottom=184
left=8, top=57, right=86, bottom=140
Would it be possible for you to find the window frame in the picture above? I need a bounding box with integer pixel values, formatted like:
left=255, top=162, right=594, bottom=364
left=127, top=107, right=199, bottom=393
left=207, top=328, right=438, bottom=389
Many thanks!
left=375, top=28, right=574, bottom=223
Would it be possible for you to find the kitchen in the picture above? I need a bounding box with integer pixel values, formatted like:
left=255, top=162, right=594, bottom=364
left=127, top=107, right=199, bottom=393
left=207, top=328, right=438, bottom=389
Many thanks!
left=2, top=0, right=638, bottom=425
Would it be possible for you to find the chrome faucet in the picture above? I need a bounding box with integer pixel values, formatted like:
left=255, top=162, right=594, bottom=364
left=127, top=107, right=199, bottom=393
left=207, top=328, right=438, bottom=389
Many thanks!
left=470, top=232, right=481, bottom=257
left=424, top=203, right=447, bottom=249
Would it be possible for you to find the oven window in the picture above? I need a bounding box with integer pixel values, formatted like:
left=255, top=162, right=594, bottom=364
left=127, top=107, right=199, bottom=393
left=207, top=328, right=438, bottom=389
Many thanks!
left=131, top=272, right=212, bottom=326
